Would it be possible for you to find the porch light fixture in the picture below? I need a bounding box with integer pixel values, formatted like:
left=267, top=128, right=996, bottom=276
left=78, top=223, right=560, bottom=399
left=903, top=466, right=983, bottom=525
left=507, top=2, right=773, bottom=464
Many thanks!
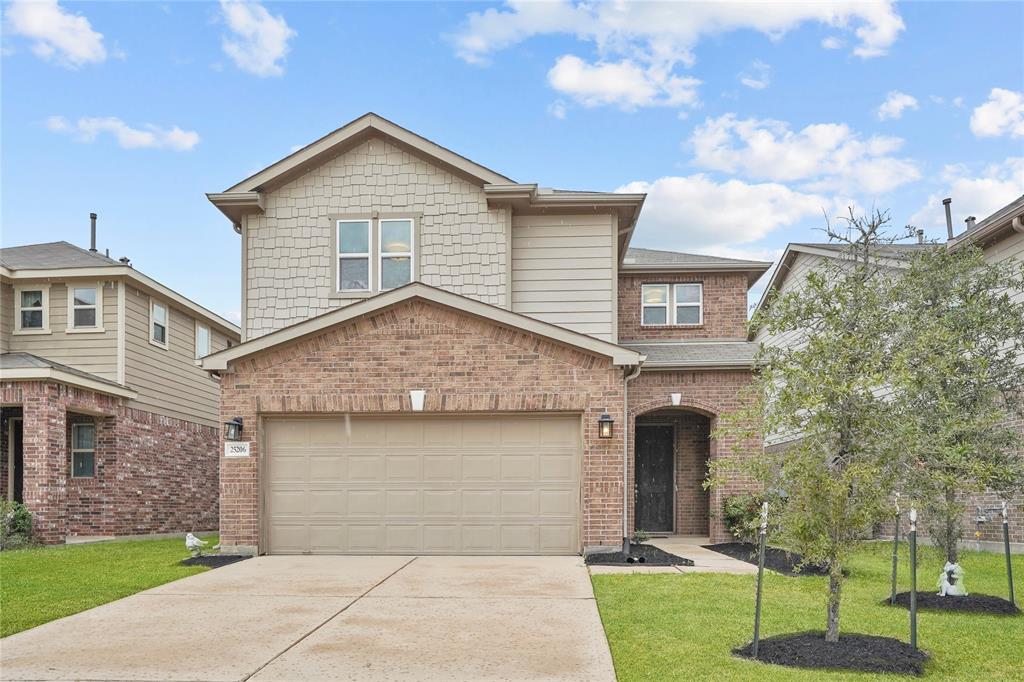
left=224, top=417, right=244, bottom=441
left=409, top=389, right=426, bottom=412
left=670, top=393, right=682, bottom=406
left=598, top=413, right=614, bottom=439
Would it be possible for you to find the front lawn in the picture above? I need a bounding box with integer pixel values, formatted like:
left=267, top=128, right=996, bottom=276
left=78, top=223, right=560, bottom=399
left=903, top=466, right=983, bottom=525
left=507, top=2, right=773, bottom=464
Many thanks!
left=0, top=534, right=218, bottom=637
left=592, top=542, right=1024, bottom=680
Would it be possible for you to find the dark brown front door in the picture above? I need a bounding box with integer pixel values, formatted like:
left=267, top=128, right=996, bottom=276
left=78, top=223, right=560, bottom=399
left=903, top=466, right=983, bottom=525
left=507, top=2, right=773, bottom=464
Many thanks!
left=12, top=419, right=24, bottom=503
left=635, top=424, right=674, bottom=532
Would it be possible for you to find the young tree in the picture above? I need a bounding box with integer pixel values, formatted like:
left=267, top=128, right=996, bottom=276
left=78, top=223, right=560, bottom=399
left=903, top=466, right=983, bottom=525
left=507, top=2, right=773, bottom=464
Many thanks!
left=891, top=245, right=1024, bottom=567
left=714, top=210, right=908, bottom=642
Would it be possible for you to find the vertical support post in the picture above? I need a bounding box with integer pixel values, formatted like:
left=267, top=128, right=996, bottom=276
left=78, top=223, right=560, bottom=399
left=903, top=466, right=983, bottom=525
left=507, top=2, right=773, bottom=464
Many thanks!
left=909, top=507, right=918, bottom=650
left=752, top=501, right=768, bottom=659
left=890, top=494, right=901, bottom=605
left=1003, top=501, right=1015, bottom=608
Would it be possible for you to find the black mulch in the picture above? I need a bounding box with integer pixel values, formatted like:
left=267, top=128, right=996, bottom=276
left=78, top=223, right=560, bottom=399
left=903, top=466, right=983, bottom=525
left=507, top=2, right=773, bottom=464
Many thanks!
left=703, top=542, right=829, bottom=577
left=734, top=631, right=928, bottom=676
left=585, top=543, right=694, bottom=566
left=887, top=591, right=1020, bottom=615
left=180, top=554, right=251, bottom=569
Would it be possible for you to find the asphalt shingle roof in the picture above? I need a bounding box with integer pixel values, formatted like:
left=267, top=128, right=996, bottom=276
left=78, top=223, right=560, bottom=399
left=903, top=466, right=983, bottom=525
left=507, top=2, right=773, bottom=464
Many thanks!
left=622, top=340, right=758, bottom=367
left=0, top=241, right=120, bottom=270
left=622, top=247, right=769, bottom=268
left=0, top=352, right=125, bottom=388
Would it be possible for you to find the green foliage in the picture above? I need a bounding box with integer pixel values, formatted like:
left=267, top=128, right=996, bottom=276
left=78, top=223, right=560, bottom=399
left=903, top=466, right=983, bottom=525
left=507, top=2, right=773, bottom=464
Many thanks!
left=722, top=493, right=782, bottom=543
left=0, top=501, right=34, bottom=550
left=631, top=528, right=651, bottom=544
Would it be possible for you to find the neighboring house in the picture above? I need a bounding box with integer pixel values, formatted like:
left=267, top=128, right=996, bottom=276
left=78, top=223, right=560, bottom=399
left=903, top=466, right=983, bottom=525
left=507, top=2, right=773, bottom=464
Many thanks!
left=753, top=195, right=1024, bottom=547
left=204, top=113, right=770, bottom=555
left=0, top=241, right=241, bottom=543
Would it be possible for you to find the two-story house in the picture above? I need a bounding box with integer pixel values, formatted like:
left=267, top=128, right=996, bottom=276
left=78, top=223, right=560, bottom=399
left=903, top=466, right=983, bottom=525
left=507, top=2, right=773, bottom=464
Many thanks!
left=0, top=239, right=240, bottom=543
left=203, top=113, right=769, bottom=556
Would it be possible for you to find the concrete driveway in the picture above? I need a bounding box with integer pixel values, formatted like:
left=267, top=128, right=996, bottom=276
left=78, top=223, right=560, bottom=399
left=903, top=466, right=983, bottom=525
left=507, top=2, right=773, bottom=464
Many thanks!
left=1, top=555, right=615, bottom=682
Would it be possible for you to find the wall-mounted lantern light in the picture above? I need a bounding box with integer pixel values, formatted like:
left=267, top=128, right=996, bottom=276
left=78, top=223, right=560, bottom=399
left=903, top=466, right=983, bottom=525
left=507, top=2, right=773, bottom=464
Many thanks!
left=671, top=393, right=682, bottom=406
left=224, top=417, right=244, bottom=441
left=598, top=413, right=614, bottom=439
left=410, top=389, right=426, bottom=412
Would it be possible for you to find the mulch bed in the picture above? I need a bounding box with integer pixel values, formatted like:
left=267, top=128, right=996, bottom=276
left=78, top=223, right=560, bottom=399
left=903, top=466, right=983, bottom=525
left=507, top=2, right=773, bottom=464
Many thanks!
left=703, top=542, right=829, bottom=577
left=180, top=554, right=251, bottom=569
left=585, top=543, right=694, bottom=566
left=887, top=591, right=1020, bottom=615
left=734, top=631, right=928, bottom=676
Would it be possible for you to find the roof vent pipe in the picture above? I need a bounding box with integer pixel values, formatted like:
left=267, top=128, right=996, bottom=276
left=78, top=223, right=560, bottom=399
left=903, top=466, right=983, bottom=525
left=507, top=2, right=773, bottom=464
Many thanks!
left=916, top=228, right=925, bottom=244
left=965, top=216, right=977, bottom=231
left=942, top=198, right=954, bottom=240
left=89, top=213, right=98, bottom=252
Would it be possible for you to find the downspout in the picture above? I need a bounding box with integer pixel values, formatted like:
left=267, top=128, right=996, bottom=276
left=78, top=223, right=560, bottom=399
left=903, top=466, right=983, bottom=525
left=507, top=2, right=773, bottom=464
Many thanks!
left=622, top=362, right=643, bottom=553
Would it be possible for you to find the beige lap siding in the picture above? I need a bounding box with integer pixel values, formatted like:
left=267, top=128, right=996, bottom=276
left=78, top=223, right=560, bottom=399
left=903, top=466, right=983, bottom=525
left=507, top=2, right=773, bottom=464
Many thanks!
left=218, top=298, right=627, bottom=553
left=627, top=369, right=761, bottom=543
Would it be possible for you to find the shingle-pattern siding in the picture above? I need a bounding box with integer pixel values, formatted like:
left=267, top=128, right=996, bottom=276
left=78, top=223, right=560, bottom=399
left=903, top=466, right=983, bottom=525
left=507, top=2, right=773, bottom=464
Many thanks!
left=618, top=272, right=749, bottom=341
left=244, top=137, right=510, bottom=338
left=218, top=298, right=627, bottom=553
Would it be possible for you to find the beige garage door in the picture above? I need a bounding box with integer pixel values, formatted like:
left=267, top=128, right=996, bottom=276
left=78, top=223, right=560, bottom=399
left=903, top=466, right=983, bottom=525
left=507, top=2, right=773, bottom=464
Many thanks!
left=265, top=415, right=581, bottom=555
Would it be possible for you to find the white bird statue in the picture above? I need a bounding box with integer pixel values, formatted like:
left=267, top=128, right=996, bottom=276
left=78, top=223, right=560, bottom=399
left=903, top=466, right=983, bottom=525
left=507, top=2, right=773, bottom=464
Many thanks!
left=185, top=533, right=208, bottom=557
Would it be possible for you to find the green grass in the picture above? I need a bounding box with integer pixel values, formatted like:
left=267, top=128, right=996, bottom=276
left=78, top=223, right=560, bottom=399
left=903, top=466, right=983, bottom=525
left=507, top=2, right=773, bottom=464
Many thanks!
left=592, top=542, right=1024, bottom=681
left=0, top=534, right=218, bottom=637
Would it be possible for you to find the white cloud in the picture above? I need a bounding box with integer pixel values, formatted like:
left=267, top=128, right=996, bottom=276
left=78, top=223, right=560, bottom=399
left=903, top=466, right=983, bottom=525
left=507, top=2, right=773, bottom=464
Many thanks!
left=547, top=100, right=568, bottom=119
left=690, top=113, right=920, bottom=195
left=547, top=55, right=699, bottom=110
left=46, top=116, right=200, bottom=151
left=738, top=60, right=771, bottom=90
left=909, top=157, right=1024, bottom=233
left=877, top=91, right=918, bottom=120
left=617, top=175, right=828, bottom=250
left=970, top=88, right=1024, bottom=139
left=821, top=36, right=844, bottom=49
left=4, top=0, right=105, bottom=68
left=452, top=1, right=902, bottom=111
left=952, top=96, right=964, bottom=108
left=219, top=0, right=295, bottom=77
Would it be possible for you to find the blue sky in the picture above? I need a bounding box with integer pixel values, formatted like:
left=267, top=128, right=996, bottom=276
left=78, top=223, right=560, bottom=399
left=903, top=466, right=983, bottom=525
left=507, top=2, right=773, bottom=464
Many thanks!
left=2, top=1, right=1022, bottom=322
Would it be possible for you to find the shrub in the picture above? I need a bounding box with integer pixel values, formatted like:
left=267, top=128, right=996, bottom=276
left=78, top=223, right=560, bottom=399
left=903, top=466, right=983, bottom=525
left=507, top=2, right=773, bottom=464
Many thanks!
left=631, top=529, right=650, bottom=545
left=0, top=501, right=33, bottom=550
left=722, top=493, right=781, bottom=543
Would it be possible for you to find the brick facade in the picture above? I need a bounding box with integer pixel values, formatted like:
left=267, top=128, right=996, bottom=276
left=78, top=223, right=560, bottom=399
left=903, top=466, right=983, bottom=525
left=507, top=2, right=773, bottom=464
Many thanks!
left=218, top=297, right=627, bottom=552
left=618, top=271, right=750, bottom=341
left=0, top=380, right=219, bottom=544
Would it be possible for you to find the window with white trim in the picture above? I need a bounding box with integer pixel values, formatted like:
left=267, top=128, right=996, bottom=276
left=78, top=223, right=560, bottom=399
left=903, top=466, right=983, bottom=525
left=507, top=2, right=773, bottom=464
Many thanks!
left=71, top=423, right=96, bottom=478
left=16, top=287, right=48, bottom=331
left=195, top=322, right=211, bottom=359
left=379, top=219, right=414, bottom=290
left=151, top=300, right=168, bottom=347
left=337, top=220, right=371, bottom=292
left=69, top=285, right=100, bottom=329
left=641, top=283, right=703, bottom=326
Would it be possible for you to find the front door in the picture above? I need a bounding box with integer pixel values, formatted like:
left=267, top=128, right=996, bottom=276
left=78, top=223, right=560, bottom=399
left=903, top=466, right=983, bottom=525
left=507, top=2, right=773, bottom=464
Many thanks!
left=635, top=424, right=674, bottom=532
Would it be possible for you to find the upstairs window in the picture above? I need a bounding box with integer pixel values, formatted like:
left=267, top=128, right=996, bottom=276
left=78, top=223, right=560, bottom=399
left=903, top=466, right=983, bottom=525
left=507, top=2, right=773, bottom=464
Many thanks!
left=195, top=322, right=211, bottom=359
left=337, top=220, right=371, bottom=292
left=16, top=287, right=48, bottom=332
left=379, top=219, right=414, bottom=290
left=641, top=283, right=703, bottom=326
left=69, top=285, right=101, bottom=330
left=151, top=300, right=168, bottom=348
left=71, top=423, right=96, bottom=478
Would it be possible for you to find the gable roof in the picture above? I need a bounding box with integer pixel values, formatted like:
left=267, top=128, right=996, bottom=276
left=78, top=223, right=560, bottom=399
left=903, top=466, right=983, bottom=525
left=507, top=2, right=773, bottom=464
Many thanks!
left=948, top=194, right=1024, bottom=251
left=0, top=241, right=120, bottom=270
left=223, top=112, right=513, bottom=195
left=202, top=282, right=644, bottom=371
left=620, top=247, right=771, bottom=286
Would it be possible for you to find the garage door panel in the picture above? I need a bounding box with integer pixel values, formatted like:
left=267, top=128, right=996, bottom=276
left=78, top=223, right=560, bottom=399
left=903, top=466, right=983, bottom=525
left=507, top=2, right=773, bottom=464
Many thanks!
left=266, top=416, right=580, bottom=554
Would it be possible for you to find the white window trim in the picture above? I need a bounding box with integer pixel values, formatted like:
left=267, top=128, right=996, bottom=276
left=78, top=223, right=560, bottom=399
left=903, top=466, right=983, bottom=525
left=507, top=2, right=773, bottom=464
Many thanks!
left=66, top=282, right=105, bottom=333
left=13, top=284, right=50, bottom=335
left=150, top=299, right=169, bottom=349
left=640, top=283, right=704, bottom=327
left=337, top=219, right=373, bottom=293
left=378, top=218, right=415, bottom=292
left=673, top=283, right=704, bottom=326
left=195, top=321, right=211, bottom=360
left=70, top=422, right=96, bottom=479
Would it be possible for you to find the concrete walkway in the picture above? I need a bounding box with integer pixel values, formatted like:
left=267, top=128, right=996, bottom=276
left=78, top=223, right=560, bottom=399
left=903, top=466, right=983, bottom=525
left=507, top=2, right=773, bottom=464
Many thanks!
left=588, top=536, right=759, bottom=575
left=1, top=555, right=615, bottom=682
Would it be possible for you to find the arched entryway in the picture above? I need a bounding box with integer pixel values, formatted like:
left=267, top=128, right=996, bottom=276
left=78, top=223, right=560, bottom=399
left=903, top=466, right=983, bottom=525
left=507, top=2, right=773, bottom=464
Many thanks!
left=632, top=407, right=713, bottom=538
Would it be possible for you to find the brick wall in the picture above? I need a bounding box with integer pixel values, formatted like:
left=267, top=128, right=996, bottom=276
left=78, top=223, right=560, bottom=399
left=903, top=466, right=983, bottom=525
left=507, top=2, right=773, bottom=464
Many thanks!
left=627, top=369, right=761, bottom=542
left=219, top=297, right=626, bottom=551
left=618, top=272, right=749, bottom=341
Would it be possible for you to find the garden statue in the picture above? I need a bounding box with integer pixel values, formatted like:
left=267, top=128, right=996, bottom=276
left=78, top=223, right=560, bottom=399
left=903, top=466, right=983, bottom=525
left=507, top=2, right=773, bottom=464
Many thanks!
left=185, top=533, right=208, bottom=557
left=936, top=561, right=967, bottom=597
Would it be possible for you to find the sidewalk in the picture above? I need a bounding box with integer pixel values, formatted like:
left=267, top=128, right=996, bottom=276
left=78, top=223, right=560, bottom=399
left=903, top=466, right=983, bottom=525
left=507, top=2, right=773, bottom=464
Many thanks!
left=588, top=536, right=759, bottom=575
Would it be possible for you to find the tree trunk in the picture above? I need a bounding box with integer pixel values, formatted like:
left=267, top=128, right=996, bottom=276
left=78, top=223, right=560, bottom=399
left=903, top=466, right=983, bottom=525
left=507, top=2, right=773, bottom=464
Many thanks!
left=945, top=486, right=959, bottom=564
left=825, top=569, right=843, bottom=642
